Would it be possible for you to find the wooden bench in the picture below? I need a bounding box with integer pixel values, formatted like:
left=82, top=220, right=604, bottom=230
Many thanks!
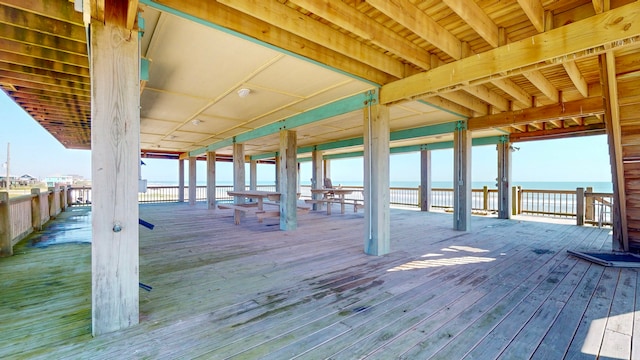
left=305, top=199, right=362, bottom=215
left=217, top=203, right=257, bottom=225
left=255, top=206, right=311, bottom=222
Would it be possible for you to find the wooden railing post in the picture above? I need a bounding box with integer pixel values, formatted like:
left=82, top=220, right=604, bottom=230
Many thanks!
left=585, top=186, right=594, bottom=222
left=0, top=192, right=12, bottom=257
left=483, top=186, right=489, bottom=210
left=31, top=188, right=42, bottom=231
left=576, top=187, right=585, bottom=226
left=47, top=187, right=55, bottom=218
left=511, top=186, right=518, bottom=215
left=60, top=185, right=68, bottom=211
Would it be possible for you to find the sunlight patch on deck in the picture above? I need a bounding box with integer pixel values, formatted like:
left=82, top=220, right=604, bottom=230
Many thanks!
left=387, top=256, right=496, bottom=272
left=582, top=312, right=636, bottom=359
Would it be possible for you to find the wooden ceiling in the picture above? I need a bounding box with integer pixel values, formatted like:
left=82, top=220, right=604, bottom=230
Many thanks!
left=2, top=0, right=640, bottom=157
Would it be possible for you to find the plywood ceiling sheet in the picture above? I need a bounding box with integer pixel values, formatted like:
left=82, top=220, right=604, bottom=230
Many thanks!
left=141, top=118, right=181, bottom=134
left=248, top=55, right=356, bottom=98
left=140, top=90, right=211, bottom=122
left=145, top=14, right=281, bottom=100
left=200, top=89, right=300, bottom=121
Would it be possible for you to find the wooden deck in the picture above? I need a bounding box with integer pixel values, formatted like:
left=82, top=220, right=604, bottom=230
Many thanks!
left=0, top=203, right=638, bottom=359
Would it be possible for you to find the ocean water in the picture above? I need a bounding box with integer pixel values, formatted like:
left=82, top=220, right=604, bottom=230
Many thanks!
left=148, top=180, right=613, bottom=193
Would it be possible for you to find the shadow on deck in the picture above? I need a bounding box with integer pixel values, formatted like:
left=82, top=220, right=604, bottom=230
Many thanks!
left=0, top=202, right=637, bottom=359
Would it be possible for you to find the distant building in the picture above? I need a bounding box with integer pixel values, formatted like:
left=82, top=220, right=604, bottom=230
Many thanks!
left=44, top=175, right=74, bottom=187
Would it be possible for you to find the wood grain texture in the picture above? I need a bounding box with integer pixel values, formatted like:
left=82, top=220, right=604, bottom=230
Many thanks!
left=89, top=20, right=140, bottom=336
left=0, top=204, right=636, bottom=358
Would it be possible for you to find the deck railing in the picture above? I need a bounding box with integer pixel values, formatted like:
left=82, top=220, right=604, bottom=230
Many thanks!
left=1, top=186, right=68, bottom=256
left=2, top=184, right=611, bottom=257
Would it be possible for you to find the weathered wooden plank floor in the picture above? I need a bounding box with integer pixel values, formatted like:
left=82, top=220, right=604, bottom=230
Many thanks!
left=0, top=202, right=637, bottom=359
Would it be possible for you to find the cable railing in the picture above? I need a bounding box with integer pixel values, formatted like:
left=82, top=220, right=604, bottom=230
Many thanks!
left=65, top=185, right=613, bottom=226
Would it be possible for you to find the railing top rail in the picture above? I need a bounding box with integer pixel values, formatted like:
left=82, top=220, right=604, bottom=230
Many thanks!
left=520, top=189, right=578, bottom=194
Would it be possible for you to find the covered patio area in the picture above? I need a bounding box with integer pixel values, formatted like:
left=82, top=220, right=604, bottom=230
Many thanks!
left=0, top=204, right=635, bottom=359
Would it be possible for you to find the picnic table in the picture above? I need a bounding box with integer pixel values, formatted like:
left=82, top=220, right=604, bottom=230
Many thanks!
left=307, top=188, right=363, bottom=215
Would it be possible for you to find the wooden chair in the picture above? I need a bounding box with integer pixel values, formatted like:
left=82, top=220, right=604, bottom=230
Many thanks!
left=323, top=177, right=335, bottom=199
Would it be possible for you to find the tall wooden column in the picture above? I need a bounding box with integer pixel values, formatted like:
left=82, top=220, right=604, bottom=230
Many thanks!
left=324, top=159, right=331, bottom=182
left=497, top=139, right=512, bottom=219
left=279, top=130, right=298, bottom=230
left=178, top=159, right=185, bottom=202
left=453, top=122, right=472, bottom=231
left=311, top=148, right=323, bottom=210
left=274, top=154, right=280, bottom=192
left=420, top=149, right=432, bottom=211
left=250, top=159, right=257, bottom=191
left=206, top=151, right=216, bottom=209
left=364, top=103, right=390, bottom=256
left=188, top=156, right=196, bottom=205
left=233, top=143, right=245, bottom=202
left=90, top=19, right=140, bottom=336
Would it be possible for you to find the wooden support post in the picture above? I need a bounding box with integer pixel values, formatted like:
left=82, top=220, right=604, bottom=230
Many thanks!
left=0, top=191, right=11, bottom=257
left=420, top=149, right=432, bottom=211
left=311, top=149, right=323, bottom=210
left=206, top=151, right=216, bottom=209
left=324, top=159, right=331, bottom=182
left=497, top=140, right=512, bottom=219
left=250, top=159, right=257, bottom=191
left=48, top=187, right=55, bottom=218
left=483, top=186, right=489, bottom=211
left=31, top=188, right=42, bottom=231
left=585, top=186, right=594, bottom=222
left=188, top=156, right=196, bottom=206
left=600, top=52, right=627, bottom=251
left=90, top=18, right=140, bottom=336
left=178, top=159, right=185, bottom=202
left=512, top=186, right=518, bottom=215
left=364, top=102, right=390, bottom=256
left=453, top=122, right=472, bottom=231
left=274, top=154, right=280, bottom=192
left=279, top=130, right=298, bottom=230
left=233, top=143, right=245, bottom=196
left=60, top=185, right=68, bottom=211
left=576, top=187, right=585, bottom=226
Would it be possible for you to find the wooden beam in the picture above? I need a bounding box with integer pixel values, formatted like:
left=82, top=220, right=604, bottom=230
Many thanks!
left=216, top=0, right=406, bottom=78
left=509, top=123, right=606, bottom=141
left=148, top=0, right=393, bottom=85
left=563, top=61, right=589, bottom=98
left=592, top=0, right=610, bottom=14
left=0, top=54, right=90, bottom=77
left=600, top=52, right=628, bottom=252
left=126, top=0, right=139, bottom=30
left=380, top=1, right=640, bottom=104
left=438, top=91, right=489, bottom=115
left=90, top=19, right=140, bottom=336
left=0, top=62, right=89, bottom=84
left=517, top=0, right=545, bottom=33
left=468, top=97, right=604, bottom=130
left=462, top=84, right=510, bottom=111
left=442, top=0, right=499, bottom=48
left=0, top=0, right=84, bottom=24
left=0, top=37, right=89, bottom=68
left=418, top=96, right=473, bottom=118
left=490, top=79, right=532, bottom=109
left=0, top=9, right=87, bottom=44
left=366, top=0, right=462, bottom=60
left=523, top=70, right=559, bottom=103
left=288, top=0, right=431, bottom=70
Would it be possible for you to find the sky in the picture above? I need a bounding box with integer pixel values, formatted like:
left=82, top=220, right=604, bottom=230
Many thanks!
left=1, top=90, right=612, bottom=186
